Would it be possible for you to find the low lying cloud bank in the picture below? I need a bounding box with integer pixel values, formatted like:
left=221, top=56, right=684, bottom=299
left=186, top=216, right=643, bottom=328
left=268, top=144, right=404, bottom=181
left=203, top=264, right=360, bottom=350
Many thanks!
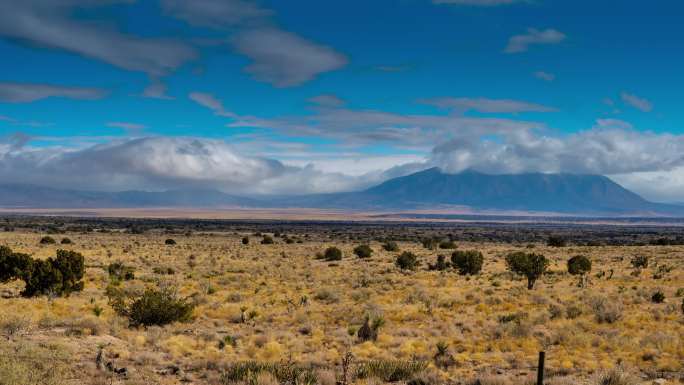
left=3, top=122, right=684, bottom=202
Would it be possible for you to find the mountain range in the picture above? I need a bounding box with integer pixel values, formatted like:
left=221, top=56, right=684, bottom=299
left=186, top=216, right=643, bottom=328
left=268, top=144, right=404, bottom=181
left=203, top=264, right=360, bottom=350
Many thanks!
left=1, top=167, right=682, bottom=216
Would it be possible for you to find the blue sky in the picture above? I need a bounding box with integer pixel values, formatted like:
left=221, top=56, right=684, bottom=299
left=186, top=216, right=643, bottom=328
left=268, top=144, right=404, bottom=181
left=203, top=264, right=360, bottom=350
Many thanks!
left=1, top=0, right=684, bottom=201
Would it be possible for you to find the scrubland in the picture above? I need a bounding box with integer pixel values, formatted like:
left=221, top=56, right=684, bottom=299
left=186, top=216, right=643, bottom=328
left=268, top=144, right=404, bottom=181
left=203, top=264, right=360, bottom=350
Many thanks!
left=0, top=223, right=683, bottom=385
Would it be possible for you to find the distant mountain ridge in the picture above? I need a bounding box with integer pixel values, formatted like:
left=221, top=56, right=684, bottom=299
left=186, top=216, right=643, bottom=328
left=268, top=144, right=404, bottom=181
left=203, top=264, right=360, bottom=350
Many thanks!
left=1, top=167, right=682, bottom=216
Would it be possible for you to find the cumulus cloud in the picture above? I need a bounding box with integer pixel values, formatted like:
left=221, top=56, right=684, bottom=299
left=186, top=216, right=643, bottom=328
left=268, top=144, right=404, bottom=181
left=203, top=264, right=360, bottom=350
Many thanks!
left=0, top=82, right=107, bottom=103
left=504, top=28, right=566, bottom=53
left=0, top=1, right=197, bottom=77
left=0, top=136, right=386, bottom=194
left=621, top=91, right=653, bottom=112
left=420, top=97, right=557, bottom=113
left=232, top=28, right=348, bottom=87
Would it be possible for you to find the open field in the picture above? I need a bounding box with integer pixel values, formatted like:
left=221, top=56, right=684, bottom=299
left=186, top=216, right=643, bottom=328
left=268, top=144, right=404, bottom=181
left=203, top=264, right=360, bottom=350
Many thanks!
left=0, top=217, right=683, bottom=385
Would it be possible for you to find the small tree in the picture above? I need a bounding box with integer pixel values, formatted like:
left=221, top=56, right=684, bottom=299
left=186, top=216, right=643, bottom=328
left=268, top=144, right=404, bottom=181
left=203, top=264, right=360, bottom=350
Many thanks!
left=450, top=250, right=483, bottom=275
left=567, top=255, right=592, bottom=287
left=395, top=252, right=419, bottom=271
left=505, top=252, right=549, bottom=290
left=323, top=247, right=342, bottom=261
left=20, top=249, right=85, bottom=297
left=353, top=245, right=373, bottom=259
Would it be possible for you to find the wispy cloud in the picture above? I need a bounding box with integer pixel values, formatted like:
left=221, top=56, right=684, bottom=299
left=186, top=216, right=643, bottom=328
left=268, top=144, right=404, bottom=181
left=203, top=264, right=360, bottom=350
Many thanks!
left=0, top=82, right=107, bottom=103
left=419, top=97, right=557, bottom=113
left=504, top=28, right=566, bottom=53
left=621, top=91, right=653, bottom=112
left=107, top=122, right=147, bottom=131
left=189, top=92, right=236, bottom=117
left=534, top=71, right=555, bottom=82
left=308, top=94, right=346, bottom=107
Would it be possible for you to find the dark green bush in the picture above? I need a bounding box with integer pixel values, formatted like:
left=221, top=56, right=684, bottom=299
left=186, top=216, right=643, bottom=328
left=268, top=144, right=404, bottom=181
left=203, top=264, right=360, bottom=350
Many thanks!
left=420, top=237, right=439, bottom=250
left=450, top=250, right=483, bottom=275
left=0, top=245, right=31, bottom=284
left=220, top=361, right=317, bottom=385
left=356, top=360, right=427, bottom=382
left=241, top=236, right=249, bottom=245
left=395, top=252, right=419, bottom=270
left=20, top=249, right=85, bottom=297
left=439, top=240, right=457, bottom=249
left=60, top=238, right=72, bottom=244
left=651, top=291, right=665, bottom=303
left=164, top=238, right=176, bottom=245
left=568, top=255, right=592, bottom=276
left=505, top=252, right=549, bottom=290
left=353, top=244, right=373, bottom=259
left=631, top=255, right=648, bottom=269
left=382, top=241, right=399, bottom=252
left=39, top=236, right=56, bottom=245
left=323, top=247, right=342, bottom=261
left=114, top=287, right=194, bottom=327
left=261, top=235, right=274, bottom=245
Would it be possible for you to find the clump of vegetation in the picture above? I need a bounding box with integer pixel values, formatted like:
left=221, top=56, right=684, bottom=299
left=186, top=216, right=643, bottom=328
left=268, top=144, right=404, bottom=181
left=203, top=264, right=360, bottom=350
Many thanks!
left=39, top=236, right=56, bottom=245
left=428, top=255, right=449, bottom=271
left=630, top=255, right=648, bottom=269
left=1, top=246, right=85, bottom=297
left=353, top=244, right=373, bottom=259
left=241, top=236, right=249, bottom=245
left=439, top=240, right=457, bottom=249
left=109, top=286, right=194, bottom=327
left=450, top=250, right=483, bottom=275
left=60, top=237, right=72, bottom=244
left=322, top=247, right=342, bottom=261
left=261, top=235, right=274, bottom=245
left=547, top=235, right=567, bottom=247
left=421, top=237, right=440, bottom=250
left=591, top=296, right=623, bottom=324
left=164, top=238, right=176, bottom=245
left=356, top=359, right=427, bottom=382
left=382, top=241, right=399, bottom=252
left=106, top=262, right=135, bottom=282
left=651, top=290, right=665, bottom=303
left=568, top=255, right=592, bottom=287
left=357, top=314, right=385, bottom=342
left=220, top=361, right=317, bottom=385
left=395, top=251, right=419, bottom=270
left=505, top=252, right=549, bottom=290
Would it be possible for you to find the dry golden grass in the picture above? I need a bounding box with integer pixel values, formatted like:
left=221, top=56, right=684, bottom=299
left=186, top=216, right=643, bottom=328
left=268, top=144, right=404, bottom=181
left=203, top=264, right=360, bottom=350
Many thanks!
left=0, top=229, right=683, bottom=385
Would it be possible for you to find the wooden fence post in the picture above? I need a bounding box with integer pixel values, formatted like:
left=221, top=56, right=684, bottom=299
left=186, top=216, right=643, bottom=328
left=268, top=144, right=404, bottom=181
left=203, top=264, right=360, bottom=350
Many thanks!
left=537, top=351, right=545, bottom=385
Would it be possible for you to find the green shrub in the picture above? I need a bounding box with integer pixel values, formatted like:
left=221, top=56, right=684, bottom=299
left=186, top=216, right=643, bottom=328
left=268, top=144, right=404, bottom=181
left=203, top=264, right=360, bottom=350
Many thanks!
left=395, top=252, right=419, bottom=270
left=651, top=291, right=665, bottom=303
left=261, top=235, right=274, bottom=244
left=382, top=241, right=399, bottom=252
left=39, top=236, right=56, bottom=245
left=505, top=251, right=549, bottom=290
left=5, top=248, right=85, bottom=298
left=60, top=237, right=72, bottom=244
left=357, top=315, right=385, bottom=342
left=450, top=250, right=483, bottom=275
left=630, top=255, right=648, bottom=269
left=0, top=245, right=31, bottom=283
left=241, top=236, right=249, bottom=245
left=439, top=240, right=457, bottom=249
left=113, top=287, right=194, bottom=327
left=428, top=255, right=449, bottom=271
left=421, top=237, right=439, bottom=250
left=568, top=255, right=592, bottom=276
left=164, top=238, right=176, bottom=245
left=220, top=361, right=317, bottom=385
left=353, top=244, right=373, bottom=259
left=323, top=247, right=342, bottom=261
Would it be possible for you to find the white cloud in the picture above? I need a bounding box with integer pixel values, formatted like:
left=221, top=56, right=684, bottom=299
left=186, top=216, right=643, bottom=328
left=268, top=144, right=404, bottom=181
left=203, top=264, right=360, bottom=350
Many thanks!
left=0, top=82, right=107, bottom=103
left=504, top=28, right=566, bottom=53
left=534, top=71, right=555, bottom=82
left=106, top=122, right=147, bottom=131
left=232, top=28, right=348, bottom=87
left=621, top=91, right=653, bottom=112
left=420, top=97, right=556, bottom=113
left=308, top=94, right=345, bottom=107
left=0, top=1, right=197, bottom=77
left=189, top=92, right=235, bottom=117
left=160, top=0, right=271, bottom=28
